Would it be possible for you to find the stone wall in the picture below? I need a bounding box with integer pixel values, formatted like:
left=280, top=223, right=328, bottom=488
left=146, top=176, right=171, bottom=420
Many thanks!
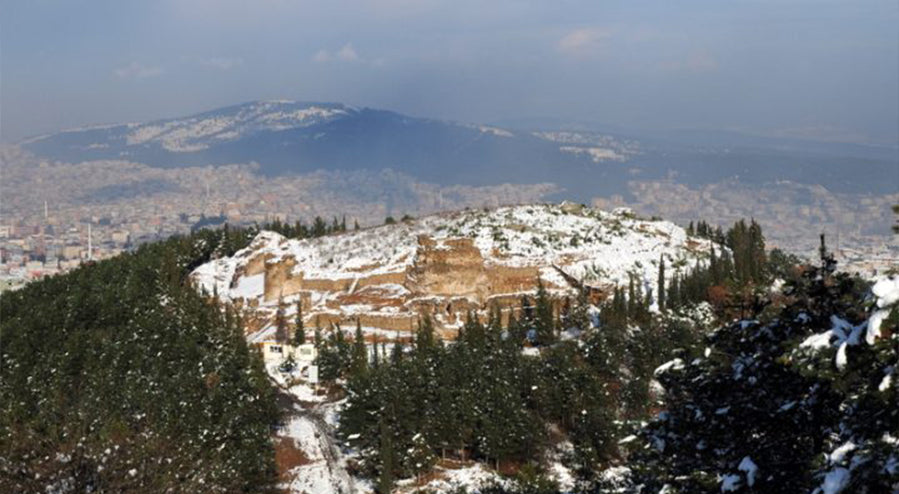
left=246, top=233, right=589, bottom=337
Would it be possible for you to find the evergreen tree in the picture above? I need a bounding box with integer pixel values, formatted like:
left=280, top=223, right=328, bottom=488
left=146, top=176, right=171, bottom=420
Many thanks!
left=567, top=288, right=592, bottom=333
left=274, top=295, right=288, bottom=343
left=0, top=226, right=278, bottom=493
left=377, top=417, right=395, bottom=494
left=667, top=271, right=680, bottom=311
left=415, top=315, right=436, bottom=350
left=534, top=279, right=556, bottom=346
left=629, top=262, right=893, bottom=494
left=405, top=433, right=436, bottom=484
left=657, top=255, right=666, bottom=311
left=352, top=319, right=368, bottom=376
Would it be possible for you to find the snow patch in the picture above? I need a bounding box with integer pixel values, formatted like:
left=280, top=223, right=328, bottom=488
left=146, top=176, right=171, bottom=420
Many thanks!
left=654, top=358, right=684, bottom=376
left=738, top=456, right=758, bottom=487
left=820, top=467, right=850, bottom=494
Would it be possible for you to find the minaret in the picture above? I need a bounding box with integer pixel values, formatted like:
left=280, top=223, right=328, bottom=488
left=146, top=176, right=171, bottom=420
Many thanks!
left=44, top=200, right=48, bottom=220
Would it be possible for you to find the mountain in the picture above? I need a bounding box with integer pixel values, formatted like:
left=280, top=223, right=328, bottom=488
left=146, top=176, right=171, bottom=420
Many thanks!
left=191, top=202, right=715, bottom=339
left=21, top=100, right=584, bottom=190
left=20, top=100, right=898, bottom=201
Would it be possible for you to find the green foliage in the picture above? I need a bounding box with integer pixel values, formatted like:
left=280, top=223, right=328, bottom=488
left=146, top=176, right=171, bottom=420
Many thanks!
left=629, top=262, right=897, bottom=494
left=534, top=279, right=556, bottom=346
left=0, top=227, right=279, bottom=493
left=261, top=215, right=347, bottom=239
left=336, top=291, right=702, bottom=490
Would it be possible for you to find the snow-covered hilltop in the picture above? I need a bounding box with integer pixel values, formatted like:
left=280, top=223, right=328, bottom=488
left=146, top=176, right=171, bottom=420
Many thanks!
left=191, top=203, right=716, bottom=339
left=26, top=100, right=354, bottom=153
left=121, top=101, right=351, bottom=152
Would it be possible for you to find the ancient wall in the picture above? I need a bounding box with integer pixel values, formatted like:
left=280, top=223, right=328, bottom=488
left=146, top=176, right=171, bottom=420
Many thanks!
left=245, top=233, right=589, bottom=337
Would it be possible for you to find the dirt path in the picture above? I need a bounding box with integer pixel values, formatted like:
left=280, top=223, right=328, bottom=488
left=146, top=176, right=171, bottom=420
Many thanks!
left=274, top=387, right=358, bottom=494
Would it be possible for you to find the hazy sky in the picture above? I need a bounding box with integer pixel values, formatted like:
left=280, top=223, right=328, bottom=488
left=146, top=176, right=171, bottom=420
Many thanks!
left=2, top=0, right=897, bottom=144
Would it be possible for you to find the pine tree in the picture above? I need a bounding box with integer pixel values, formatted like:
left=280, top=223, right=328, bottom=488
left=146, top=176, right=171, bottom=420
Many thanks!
left=629, top=263, right=888, bottom=494
left=377, top=417, right=395, bottom=494
left=568, top=288, right=591, bottom=332
left=415, top=315, right=436, bottom=350
left=274, top=296, right=288, bottom=343
left=352, top=319, right=368, bottom=376
left=668, top=272, right=680, bottom=311
left=627, top=275, right=638, bottom=320
left=534, top=279, right=556, bottom=346
left=404, top=433, right=436, bottom=484
left=657, top=255, right=666, bottom=311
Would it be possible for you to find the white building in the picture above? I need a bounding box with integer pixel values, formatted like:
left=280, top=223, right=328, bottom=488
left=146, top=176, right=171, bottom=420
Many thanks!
left=259, top=341, right=317, bottom=365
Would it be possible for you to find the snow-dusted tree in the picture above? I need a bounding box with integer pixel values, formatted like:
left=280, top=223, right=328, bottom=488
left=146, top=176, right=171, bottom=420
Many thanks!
left=404, top=432, right=437, bottom=483
left=790, top=274, right=898, bottom=494
left=629, top=261, right=897, bottom=494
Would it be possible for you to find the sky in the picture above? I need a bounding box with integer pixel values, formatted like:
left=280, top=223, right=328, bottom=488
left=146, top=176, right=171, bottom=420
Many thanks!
left=1, top=0, right=897, bottom=144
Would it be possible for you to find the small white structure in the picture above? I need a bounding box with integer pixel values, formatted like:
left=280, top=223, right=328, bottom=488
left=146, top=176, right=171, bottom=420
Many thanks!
left=259, top=341, right=317, bottom=365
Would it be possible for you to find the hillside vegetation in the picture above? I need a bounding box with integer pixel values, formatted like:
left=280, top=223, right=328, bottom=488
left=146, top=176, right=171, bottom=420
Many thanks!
left=0, top=228, right=279, bottom=493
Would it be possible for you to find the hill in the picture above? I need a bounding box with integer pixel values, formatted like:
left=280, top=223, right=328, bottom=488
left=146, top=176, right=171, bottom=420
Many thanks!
left=21, top=100, right=585, bottom=191
left=21, top=100, right=896, bottom=203
left=191, top=202, right=715, bottom=341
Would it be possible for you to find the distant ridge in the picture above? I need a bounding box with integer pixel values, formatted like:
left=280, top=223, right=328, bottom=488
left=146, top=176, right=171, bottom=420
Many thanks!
left=21, top=100, right=898, bottom=198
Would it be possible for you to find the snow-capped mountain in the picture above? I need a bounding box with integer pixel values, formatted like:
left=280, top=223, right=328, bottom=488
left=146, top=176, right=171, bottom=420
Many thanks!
left=25, top=100, right=351, bottom=153
left=20, top=100, right=897, bottom=201
left=191, top=202, right=716, bottom=340
left=20, top=100, right=636, bottom=198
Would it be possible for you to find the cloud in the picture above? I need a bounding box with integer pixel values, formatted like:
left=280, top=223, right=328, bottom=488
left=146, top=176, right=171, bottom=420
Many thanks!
left=201, top=57, right=243, bottom=70
left=337, top=43, right=359, bottom=62
left=558, top=28, right=612, bottom=55
left=313, top=43, right=367, bottom=64
left=114, top=62, right=164, bottom=79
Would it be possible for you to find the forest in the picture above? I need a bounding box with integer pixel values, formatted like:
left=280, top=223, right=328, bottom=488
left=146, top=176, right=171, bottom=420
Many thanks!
left=2, top=216, right=895, bottom=494
left=319, top=221, right=897, bottom=493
